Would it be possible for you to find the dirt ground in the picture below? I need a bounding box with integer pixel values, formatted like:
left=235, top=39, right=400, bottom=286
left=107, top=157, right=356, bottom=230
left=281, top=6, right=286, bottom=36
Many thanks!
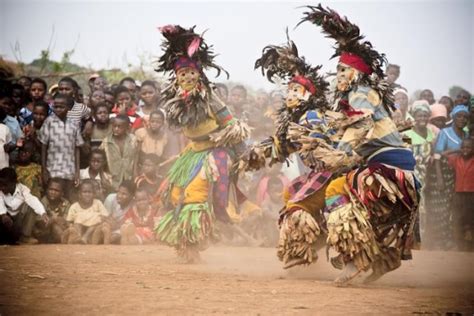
left=0, top=245, right=473, bottom=315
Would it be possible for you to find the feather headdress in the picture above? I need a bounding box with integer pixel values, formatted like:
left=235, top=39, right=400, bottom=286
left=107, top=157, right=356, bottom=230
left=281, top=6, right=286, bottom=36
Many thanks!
left=254, top=32, right=330, bottom=160
left=299, top=4, right=395, bottom=112
left=254, top=31, right=329, bottom=108
left=156, top=25, right=228, bottom=85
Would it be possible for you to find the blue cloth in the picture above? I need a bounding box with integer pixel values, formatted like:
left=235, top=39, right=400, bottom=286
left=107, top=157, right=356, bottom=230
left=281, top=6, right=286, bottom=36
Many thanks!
left=300, top=110, right=336, bottom=144
left=2, top=115, right=23, bottom=144
left=19, top=107, right=33, bottom=127
left=368, top=148, right=416, bottom=171
left=450, top=105, right=469, bottom=119
left=434, top=126, right=467, bottom=153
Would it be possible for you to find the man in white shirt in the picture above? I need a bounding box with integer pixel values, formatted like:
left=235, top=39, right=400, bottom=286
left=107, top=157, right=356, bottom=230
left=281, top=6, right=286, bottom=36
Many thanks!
left=0, top=168, right=49, bottom=244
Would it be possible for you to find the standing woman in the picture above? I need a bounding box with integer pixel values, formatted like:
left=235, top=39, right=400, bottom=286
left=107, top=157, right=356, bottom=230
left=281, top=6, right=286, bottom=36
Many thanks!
left=403, top=103, right=435, bottom=247
left=426, top=105, right=469, bottom=249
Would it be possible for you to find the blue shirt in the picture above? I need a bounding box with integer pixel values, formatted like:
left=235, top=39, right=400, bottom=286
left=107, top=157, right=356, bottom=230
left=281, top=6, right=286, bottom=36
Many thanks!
left=435, top=126, right=467, bottom=153
left=2, top=115, right=23, bottom=144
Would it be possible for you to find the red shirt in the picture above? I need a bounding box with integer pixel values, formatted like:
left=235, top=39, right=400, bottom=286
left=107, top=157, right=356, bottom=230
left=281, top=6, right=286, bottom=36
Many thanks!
left=447, top=154, right=474, bottom=192
left=123, top=206, right=156, bottom=228
left=111, top=104, right=143, bottom=129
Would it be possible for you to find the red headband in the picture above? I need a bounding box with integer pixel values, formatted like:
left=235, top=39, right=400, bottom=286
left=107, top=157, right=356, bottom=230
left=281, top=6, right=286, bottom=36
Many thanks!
left=174, top=57, right=200, bottom=72
left=290, top=75, right=316, bottom=95
left=339, top=52, right=372, bottom=75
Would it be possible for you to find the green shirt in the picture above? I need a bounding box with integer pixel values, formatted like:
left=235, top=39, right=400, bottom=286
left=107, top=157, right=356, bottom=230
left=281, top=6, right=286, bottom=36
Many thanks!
left=100, top=133, right=138, bottom=190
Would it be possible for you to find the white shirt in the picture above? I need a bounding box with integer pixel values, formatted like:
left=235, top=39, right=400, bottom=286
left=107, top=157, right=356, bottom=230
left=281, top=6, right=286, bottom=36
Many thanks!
left=104, top=193, right=129, bottom=222
left=0, top=124, right=11, bottom=169
left=0, top=183, right=46, bottom=216
left=80, top=167, right=100, bottom=181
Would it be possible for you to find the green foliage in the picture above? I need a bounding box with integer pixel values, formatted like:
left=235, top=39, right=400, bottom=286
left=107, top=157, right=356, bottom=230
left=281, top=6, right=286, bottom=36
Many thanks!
left=19, top=47, right=164, bottom=92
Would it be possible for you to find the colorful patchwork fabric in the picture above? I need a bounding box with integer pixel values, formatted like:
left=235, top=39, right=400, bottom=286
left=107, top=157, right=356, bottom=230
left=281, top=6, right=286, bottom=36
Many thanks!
left=211, top=148, right=232, bottom=222
left=215, top=107, right=234, bottom=126
left=338, top=86, right=405, bottom=158
left=287, top=171, right=332, bottom=204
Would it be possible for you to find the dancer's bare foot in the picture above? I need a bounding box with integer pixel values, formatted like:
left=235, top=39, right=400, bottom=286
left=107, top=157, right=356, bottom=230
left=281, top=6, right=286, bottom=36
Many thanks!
left=330, top=254, right=344, bottom=270
left=363, top=260, right=401, bottom=284
left=186, top=247, right=202, bottom=264
left=283, top=258, right=306, bottom=269
left=334, top=262, right=361, bottom=286
left=363, top=269, right=384, bottom=284
left=175, top=247, right=202, bottom=264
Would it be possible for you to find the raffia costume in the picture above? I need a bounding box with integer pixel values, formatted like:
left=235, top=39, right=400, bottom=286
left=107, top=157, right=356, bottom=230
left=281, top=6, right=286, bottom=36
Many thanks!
left=154, top=25, right=249, bottom=261
left=299, top=5, right=420, bottom=284
left=241, top=35, right=355, bottom=269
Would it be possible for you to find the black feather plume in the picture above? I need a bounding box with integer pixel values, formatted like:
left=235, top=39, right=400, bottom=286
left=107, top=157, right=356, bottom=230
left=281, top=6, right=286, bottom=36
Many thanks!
left=299, top=4, right=395, bottom=112
left=155, top=25, right=229, bottom=83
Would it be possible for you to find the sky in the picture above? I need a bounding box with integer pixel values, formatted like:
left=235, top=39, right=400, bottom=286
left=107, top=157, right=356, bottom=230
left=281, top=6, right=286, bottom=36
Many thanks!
left=1, top=0, right=473, bottom=98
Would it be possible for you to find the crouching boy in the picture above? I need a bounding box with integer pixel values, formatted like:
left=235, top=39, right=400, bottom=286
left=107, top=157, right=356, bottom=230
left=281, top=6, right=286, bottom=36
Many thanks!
left=0, top=167, right=49, bottom=244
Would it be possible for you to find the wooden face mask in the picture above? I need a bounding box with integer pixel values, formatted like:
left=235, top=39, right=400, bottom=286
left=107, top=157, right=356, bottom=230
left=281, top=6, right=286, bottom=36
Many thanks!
left=336, top=62, right=358, bottom=92
left=286, top=82, right=307, bottom=109
left=176, top=67, right=200, bottom=91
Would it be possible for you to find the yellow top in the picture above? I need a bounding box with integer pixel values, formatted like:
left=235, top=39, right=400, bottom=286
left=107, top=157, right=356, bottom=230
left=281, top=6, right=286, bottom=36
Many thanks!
left=66, top=199, right=109, bottom=227
left=183, top=117, right=219, bottom=140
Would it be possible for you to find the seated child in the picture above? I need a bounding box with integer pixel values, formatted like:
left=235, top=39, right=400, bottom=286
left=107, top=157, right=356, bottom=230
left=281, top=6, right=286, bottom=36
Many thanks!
left=96, top=180, right=136, bottom=244
left=120, top=189, right=157, bottom=245
left=247, top=173, right=288, bottom=247
left=80, top=148, right=112, bottom=200
left=38, top=178, right=71, bottom=243
left=134, top=153, right=163, bottom=197
left=15, top=140, right=43, bottom=198
left=0, top=167, right=49, bottom=244
left=62, top=180, right=108, bottom=244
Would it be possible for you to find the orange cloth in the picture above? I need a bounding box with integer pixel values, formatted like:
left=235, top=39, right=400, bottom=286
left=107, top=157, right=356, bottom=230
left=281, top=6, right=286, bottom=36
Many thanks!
left=170, top=170, right=210, bottom=205
left=325, top=176, right=347, bottom=199
left=283, top=184, right=328, bottom=217
left=447, top=154, right=474, bottom=192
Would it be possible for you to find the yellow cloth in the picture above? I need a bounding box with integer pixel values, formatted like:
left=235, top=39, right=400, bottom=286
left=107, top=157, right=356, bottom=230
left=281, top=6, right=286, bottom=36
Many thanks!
left=170, top=169, right=210, bottom=205
left=189, top=140, right=216, bottom=152
left=66, top=199, right=109, bottom=227
left=227, top=199, right=262, bottom=223
left=183, top=117, right=219, bottom=140
left=370, top=117, right=400, bottom=140
left=283, top=184, right=328, bottom=217
left=15, top=163, right=42, bottom=198
left=325, top=176, right=347, bottom=199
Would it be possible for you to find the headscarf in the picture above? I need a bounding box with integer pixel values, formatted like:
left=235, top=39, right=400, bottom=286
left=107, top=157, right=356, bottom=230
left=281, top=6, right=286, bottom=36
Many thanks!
left=450, top=105, right=469, bottom=118
left=411, top=100, right=431, bottom=116
left=394, top=88, right=409, bottom=98
left=339, top=52, right=372, bottom=75
left=429, top=103, right=447, bottom=119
